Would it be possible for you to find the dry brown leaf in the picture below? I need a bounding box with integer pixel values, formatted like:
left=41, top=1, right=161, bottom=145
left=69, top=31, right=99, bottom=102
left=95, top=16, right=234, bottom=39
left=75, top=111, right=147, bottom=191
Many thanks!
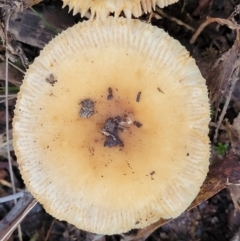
left=190, top=17, right=240, bottom=44
left=9, top=2, right=76, bottom=48
left=0, top=62, right=23, bottom=87
left=22, top=0, right=43, bottom=10
left=207, top=39, right=240, bottom=106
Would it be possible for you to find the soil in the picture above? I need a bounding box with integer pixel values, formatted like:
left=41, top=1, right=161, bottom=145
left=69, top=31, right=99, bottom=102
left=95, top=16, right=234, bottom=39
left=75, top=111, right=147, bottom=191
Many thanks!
left=79, top=99, right=95, bottom=118
left=102, top=116, right=124, bottom=147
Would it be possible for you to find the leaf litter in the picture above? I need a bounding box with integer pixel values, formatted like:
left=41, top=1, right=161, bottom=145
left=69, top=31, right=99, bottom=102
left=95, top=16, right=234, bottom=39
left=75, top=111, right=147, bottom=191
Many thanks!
left=2, top=0, right=240, bottom=240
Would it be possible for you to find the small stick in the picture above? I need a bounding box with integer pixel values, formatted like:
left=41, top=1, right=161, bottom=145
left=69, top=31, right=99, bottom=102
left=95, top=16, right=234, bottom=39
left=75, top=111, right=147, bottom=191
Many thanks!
left=44, top=219, right=56, bottom=241
left=156, top=7, right=195, bottom=32
left=136, top=92, right=141, bottom=102
left=0, top=96, right=16, bottom=103
left=0, top=192, right=37, bottom=241
left=8, top=62, right=25, bottom=75
left=0, top=192, right=24, bottom=203
left=228, top=4, right=240, bottom=20
left=4, top=10, right=23, bottom=241
left=0, top=180, right=21, bottom=192
left=190, top=17, right=240, bottom=44
left=22, top=0, right=43, bottom=10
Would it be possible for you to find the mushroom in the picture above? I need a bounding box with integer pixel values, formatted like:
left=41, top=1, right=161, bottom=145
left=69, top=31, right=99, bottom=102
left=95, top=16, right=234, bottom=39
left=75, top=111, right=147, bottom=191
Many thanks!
left=63, top=0, right=179, bottom=19
left=13, top=17, right=210, bottom=235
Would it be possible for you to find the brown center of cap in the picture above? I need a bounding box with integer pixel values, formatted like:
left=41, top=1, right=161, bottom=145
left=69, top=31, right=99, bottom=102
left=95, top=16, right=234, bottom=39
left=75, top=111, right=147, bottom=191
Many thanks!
left=79, top=88, right=143, bottom=148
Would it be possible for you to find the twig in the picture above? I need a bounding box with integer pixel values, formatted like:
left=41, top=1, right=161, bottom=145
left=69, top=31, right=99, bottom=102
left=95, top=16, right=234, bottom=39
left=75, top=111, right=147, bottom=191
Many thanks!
left=44, top=219, right=56, bottom=241
left=0, top=192, right=37, bottom=241
left=209, top=122, right=226, bottom=130
left=5, top=4, right=17, bottom=206
left=228, top=4, right=240, bottom=20
left=197, top=206, right=205, bottom=241
left=0, top=94, right=17, bottom=97
left=9, top=61, right=25, bottom=74
left=0, top=54, right=26, bottom=75
left=156, top=7, right=195, bottom=32
left=190, top=17, right=240, bottom=44
left=213, top=180, right=221, bottom=190
left=4, top=8, right=23, bottom=241
left=226, top=177, right=240, bottom=186
left=0, top=2, right=29, bottom=68
left=0, top=96, right=16, bottom=103
left=0, top=192, right=24, bottom=203
left=0, top=179, right=21, bottom=191
left=214, top=64, right=240, bottom=142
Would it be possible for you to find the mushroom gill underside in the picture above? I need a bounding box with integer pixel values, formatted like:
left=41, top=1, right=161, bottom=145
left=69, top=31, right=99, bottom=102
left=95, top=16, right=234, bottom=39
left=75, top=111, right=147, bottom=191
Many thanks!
left=63, top=0, right=179, bottom=19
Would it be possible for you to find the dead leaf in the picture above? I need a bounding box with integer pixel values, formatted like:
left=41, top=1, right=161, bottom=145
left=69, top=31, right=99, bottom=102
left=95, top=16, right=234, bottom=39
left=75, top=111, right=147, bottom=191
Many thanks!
left=9, top=2, right=76, bottom=48
left=0, top=62, right=23, bottom=87
left=207, top=39, right=240, bottom=106
left=22, top=0, right=43, bottom=10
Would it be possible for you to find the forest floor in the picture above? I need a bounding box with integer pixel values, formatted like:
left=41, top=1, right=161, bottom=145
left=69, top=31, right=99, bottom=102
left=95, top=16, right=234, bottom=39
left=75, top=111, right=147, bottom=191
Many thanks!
left=1, top=0, right=240, bottom=240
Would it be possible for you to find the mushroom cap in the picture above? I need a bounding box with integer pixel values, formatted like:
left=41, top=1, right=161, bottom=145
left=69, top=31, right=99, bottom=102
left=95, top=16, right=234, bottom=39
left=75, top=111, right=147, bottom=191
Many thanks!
left=63, top=0, right=179, bottom=19
left=13, top=17, right=210, bottom=235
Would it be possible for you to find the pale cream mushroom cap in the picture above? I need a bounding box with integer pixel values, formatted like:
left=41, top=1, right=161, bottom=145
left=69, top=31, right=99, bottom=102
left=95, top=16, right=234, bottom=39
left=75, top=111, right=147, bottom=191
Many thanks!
left=63, top=0, right=179, bottom=19
left=13, top=17, right=210, bottom=235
